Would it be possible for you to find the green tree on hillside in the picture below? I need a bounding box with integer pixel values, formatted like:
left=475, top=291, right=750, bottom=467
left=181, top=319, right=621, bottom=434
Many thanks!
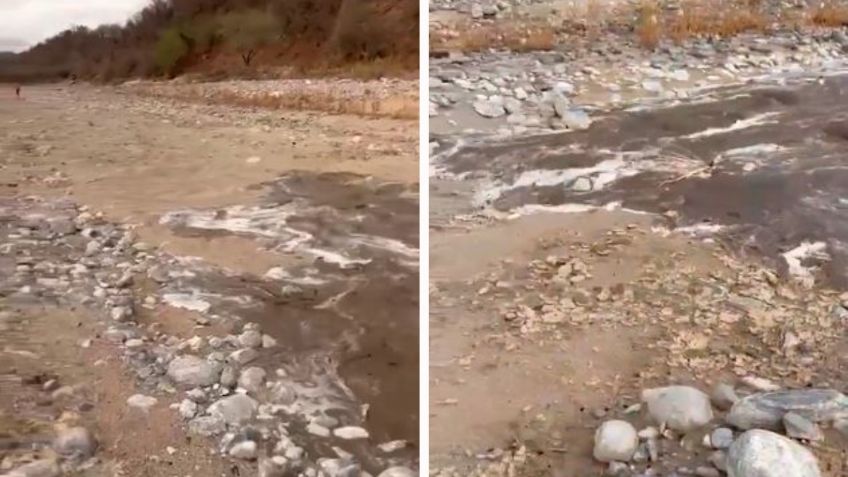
left=154, top=28, right=190, bottom=76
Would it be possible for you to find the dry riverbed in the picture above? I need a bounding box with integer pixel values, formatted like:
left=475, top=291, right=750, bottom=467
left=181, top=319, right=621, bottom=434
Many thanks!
left=0, top=83, right=419, bottom=477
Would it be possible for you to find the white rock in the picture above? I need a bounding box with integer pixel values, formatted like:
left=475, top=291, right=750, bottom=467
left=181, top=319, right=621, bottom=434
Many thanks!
left=53, top=426, right=97, bottom=459
left=6, top=459, right=61, bottom=477
left=167, top=355, right=221, bottom=387
left=238, top=367, right=267, bottom=393
left=229, top=440, right=258, bottom=460
left=593, top=420, right=638, bottom=462
left=377, top=467, right=417, bottom=477
left=727, top=430, right=821, bottom=477
left=178, top=399, right=198, bottom=419
left=208, top=394, right=258, bottom=425
left=642, top=386, right=714, bottom=431
left=333, top=426, right=370, bottom=440
left=126, top=394, right=158, bottom=412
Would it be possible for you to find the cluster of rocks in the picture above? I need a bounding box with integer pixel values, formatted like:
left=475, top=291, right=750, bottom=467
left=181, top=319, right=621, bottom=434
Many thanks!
left=430, top=28, right=848, bottom=136
left=0, top=197, right=415, bottom=477
left=593, top=383, right=847, bottom=476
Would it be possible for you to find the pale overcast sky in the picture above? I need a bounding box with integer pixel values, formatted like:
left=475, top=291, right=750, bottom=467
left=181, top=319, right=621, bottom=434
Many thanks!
left=0, top=0, right=150, bottom=52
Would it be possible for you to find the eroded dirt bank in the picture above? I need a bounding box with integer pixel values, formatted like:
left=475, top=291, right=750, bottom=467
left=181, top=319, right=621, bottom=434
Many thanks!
left=0, top=83, right=418, bottom=477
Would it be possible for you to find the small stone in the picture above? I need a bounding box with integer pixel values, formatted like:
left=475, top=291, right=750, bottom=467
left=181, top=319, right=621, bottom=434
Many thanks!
left=783, top=412, right=823, bottom=441
left=711, top=383, right=739, bottom=410
left=167, top=355, right=222, bottom=387
left=238, top=330, right=263, bottom=349
left=53, top=426, right=97, bottom=459
left=262, top=334, right=277, bottom=348
left=229, top=348, right=259, bottom=365
left=110, top=306, right=133, bottom=322
left=727, top=430, right=821, bottom=477
left=188, top=415, right=225, bottom=436
left=593, top=420, right=638, bottom=462
left=220, top=365, right=238, bottom=388
left=642, top=80, right=663, bottom=93
left=377, top=467, right=416, bottom=477
left=238, top=367, right=267, bottom=394
left=695, top=466, right=720, bottom=477
left=333, top=426, right=369, bottom=440
left=708, top=450, right=728, bottom=472
left=472, top=96, right=506, bottom=118
left=126, top=394, right=158, bottom=412
left=258, top=456, right=290, bottom=477
left=740, top=376, right=781, bottom=392
left=208, top=394, right=258, bottom=425
left=306, top=422, right=331, bottom=437
left=642, top=386, right=714, bottom=432
left=178, top=399, right=198, bottom=419
left=710, top=427, right=733, bottom=449
left=229, top=440, right=258, bottom=460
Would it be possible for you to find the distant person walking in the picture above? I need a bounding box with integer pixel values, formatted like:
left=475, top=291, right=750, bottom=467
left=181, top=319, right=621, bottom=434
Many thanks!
left=15, top=85, right=21, bottom=99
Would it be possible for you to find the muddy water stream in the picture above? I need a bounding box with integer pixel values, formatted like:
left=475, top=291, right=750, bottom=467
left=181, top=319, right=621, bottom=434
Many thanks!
left=433, top=73, right=848, bottom=289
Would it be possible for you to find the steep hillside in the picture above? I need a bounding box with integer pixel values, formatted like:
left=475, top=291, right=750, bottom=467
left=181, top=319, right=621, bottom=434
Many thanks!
left=0, top=0, right=418, bottom=82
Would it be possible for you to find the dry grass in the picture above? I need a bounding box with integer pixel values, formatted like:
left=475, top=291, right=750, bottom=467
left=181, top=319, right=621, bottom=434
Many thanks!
left=174, top=88, right=419, bottom=119
left=638, top=0, right=770, bottom=48
left=637, top=0, right=662, bottom=48
left=810, top=0, right=848, bottom=26
left=432, top=22, right=558, bottom=53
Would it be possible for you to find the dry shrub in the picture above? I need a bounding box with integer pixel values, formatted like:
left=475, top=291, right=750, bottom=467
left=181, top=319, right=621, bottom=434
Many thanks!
left=440, top=22, right=557, bottom=52
left=646, top=0, right=768, bottom=47
left=810, top=0, right=848, bottom=26
left=637, top=0, right=662, bottom=48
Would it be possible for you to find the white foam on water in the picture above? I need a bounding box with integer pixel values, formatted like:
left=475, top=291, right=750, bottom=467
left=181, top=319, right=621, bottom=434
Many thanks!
left=475, top=156, right=638, bottom=206
left=349, top=234, right=419, bottom=267
left=721, top=143, right=784, bottom=157
left=782, top=241, right=830, bottom=287
left=683, top=112, right=780, bottom=140
left=674, top=223, right=726, bottom=236
left=304, top=248, right=372, bottom=269
left=507, top=201, right=653, bottom=218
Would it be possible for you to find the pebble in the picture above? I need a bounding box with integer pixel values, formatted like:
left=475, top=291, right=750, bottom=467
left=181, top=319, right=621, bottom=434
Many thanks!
left=711, top=383, right=739, bottom=410
left=208, top=393, right=258, bottom=425
left=167, top=355, right=222, bottom=387
left=126, top=394, right=158, bottom=412
left=178, top=399, right=198, bottom=419
left=237, top=367, right=267, bottom=393
left=333, top=426, right=370, bottom=440
left=710, top=427, right=733, bottom=449
left=782, top=412, right=823, bottom=441
left=229, top=440, right=258, bottom=460
left=377, top=467, right=417, bottom=477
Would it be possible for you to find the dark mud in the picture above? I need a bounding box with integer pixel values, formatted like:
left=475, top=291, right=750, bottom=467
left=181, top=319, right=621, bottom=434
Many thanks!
left=433, top=74, right=848, bottom=289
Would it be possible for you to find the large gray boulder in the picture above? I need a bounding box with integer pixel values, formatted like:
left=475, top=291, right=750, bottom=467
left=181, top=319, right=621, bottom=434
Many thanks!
left=167, top=355, right=222, bottom=387
left=727, top=430, right=821, bottom=477
left=642, top=386, right=714, bottom=431
left=727, top=389, right=848, bottom=430
left=593, top=420, right=638, bottom=462
left=52, top=426, right=97, bottom=459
